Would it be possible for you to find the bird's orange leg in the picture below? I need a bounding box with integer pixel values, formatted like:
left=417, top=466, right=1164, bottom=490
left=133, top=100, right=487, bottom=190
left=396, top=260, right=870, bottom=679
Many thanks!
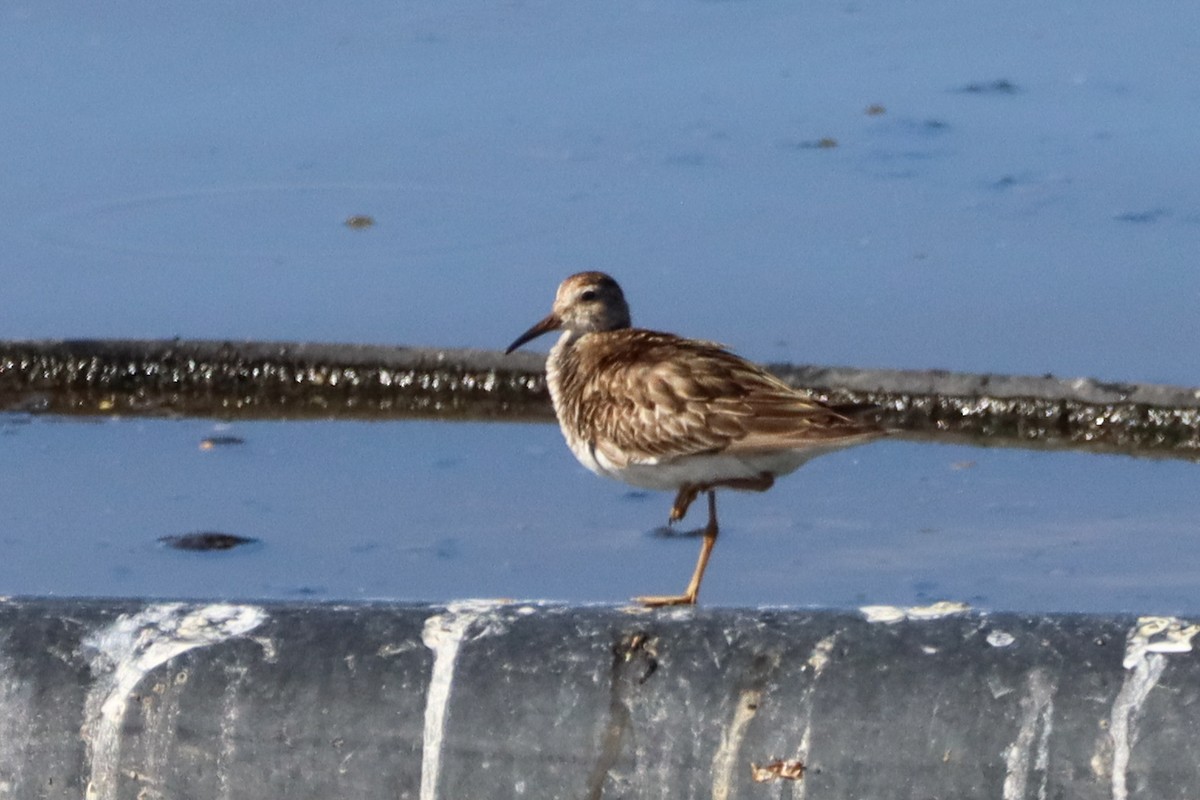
left=637, top=491, right=719, bottom=607
left=637, top=473, right=776, bottom=607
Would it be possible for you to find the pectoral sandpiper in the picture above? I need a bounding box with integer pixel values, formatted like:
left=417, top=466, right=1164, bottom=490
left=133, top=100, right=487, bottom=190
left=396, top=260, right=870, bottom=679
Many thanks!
left=506, top=271, right=882, bottom=607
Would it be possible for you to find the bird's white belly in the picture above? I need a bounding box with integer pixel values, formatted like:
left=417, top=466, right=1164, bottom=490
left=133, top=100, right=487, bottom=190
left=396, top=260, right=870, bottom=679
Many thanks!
left=566, top=438, right=847, bottom=491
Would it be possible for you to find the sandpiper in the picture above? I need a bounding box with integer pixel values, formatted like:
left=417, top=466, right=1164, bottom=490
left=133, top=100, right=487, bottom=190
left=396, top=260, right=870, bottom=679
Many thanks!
left=506, top=271, right=883, bottom=607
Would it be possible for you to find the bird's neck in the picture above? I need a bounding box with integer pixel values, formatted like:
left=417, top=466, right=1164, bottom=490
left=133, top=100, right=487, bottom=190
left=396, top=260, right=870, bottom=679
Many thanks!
left=542, top=333, right=567, bottom=417
left=546, top=329, right=580, bottom=385
left=545, top=328, right=598, bottom=412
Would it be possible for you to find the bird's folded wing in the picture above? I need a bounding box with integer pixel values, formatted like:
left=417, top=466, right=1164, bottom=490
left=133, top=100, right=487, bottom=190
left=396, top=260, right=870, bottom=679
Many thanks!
left=580, top=334, right=878, bottom=466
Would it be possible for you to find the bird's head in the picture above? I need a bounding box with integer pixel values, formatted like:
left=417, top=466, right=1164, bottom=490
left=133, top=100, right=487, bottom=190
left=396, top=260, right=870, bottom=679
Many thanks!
left=505, top=271, right=631, bottom=353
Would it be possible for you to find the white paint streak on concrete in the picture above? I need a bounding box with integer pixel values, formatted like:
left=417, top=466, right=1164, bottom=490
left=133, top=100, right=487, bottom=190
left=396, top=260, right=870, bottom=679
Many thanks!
left=987, top=630, right=1016, bottom=648
left=216, top=665, right=248, bottom=800
left=860, top=601, right=970, bottom=624
left=792, top=634, right=837, bottom=800
left=806, top=635, right=835, bottom=677
left=1122, top=616, right=1200, bottom=669
left=710, top=688, right=762, bottom=800
left=0, top=645, right=34, bottom=797
left=1002, top=669, right=1055, bottom=800
left=81, top=603, right=266, bottom=800
left=419, top=601, right=509, bottom=800
left=1035, top=698, right=1054, bottom=800
left=1109, top=652, right=1165, bottom=800
left=988, top=676, right=1015, bottom=700
left=1101, top=616, right=1198, bottom=800
left=859, top=605, right=905, bottom=624
left=906, top=601, right=971, bottom=620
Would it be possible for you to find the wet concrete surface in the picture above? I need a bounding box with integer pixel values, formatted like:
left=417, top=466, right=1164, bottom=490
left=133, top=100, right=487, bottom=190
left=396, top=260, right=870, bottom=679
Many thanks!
left=1, top=598, right=1198, bottom=800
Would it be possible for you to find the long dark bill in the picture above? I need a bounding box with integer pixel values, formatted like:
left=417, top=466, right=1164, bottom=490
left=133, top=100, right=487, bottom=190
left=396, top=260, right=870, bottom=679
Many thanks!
left=505, top=313, right=562, bottom=354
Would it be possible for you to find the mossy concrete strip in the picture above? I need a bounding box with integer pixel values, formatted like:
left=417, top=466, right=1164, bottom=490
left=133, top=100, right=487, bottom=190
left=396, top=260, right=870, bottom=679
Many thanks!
left=0, top=339, right=550, bottom=421
left=0, top=339, right=1197, bottom=457
left=769, top=363, right=1200, bottom=457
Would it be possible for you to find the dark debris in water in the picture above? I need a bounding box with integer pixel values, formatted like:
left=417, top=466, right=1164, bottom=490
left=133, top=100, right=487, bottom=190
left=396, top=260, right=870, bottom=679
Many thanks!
left=1114, top=208, right=1170, bottom=224
left=957, top=79, right=1020, bottom=95
left=344, top=214, right=376, bottom=229
left=793, top=137, right=839, bottom=150
left=199, top=435, right=245, bottom=450
left=160, top=532, right=259, bottom=552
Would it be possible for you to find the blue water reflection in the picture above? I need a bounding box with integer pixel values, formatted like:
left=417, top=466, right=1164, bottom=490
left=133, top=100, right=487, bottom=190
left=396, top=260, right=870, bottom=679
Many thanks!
left=2, top=2, right=1197, bottom=381
left=0, top=2, right=1197, bottom=608
left=1, top=417, right=1196, bottom=613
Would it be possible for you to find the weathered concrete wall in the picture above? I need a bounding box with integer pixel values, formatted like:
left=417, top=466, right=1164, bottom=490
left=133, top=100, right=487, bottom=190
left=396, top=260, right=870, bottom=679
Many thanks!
left=0, top=598, right=1197, bottom=799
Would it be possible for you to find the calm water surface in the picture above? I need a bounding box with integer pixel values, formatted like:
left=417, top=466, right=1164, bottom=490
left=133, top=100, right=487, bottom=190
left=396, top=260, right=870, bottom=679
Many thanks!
left=0, top=2, right=1197, bottom=610
left=1, top=416, right=1197, bottom=613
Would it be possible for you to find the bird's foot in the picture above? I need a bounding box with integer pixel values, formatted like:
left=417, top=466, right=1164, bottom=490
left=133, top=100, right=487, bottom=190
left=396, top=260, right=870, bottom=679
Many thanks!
left=668, top=485, right=702, bottom=524
left=634, top=591, right=698, bottom=608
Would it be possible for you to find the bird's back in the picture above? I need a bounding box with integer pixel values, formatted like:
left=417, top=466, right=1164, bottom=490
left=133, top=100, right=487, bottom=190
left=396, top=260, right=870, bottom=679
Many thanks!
left=548, top=328, right=882, bottom=470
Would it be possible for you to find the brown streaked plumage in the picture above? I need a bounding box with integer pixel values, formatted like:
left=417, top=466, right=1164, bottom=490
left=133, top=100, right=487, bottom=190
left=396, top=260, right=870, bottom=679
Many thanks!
left=506, top=271, right=883, bottom=607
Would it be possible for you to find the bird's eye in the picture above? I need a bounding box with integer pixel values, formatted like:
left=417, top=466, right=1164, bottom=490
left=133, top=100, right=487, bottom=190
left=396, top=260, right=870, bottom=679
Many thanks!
left=580, top=290, right=597, bottom=301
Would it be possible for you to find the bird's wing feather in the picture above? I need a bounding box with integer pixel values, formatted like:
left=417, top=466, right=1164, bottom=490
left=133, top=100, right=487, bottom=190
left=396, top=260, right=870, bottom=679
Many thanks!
left=574, top=331, right=879, bottom=467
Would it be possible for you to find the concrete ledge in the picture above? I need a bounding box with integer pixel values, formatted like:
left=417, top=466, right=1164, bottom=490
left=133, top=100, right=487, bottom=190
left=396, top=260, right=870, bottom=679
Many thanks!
left=0, top=338, right=1197, bottom=457
left=1, top=598, right=1197, bottom=799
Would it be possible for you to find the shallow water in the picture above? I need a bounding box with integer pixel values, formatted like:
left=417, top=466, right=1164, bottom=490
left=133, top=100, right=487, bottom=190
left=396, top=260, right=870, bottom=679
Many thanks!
left=0, top=2, right=1197, bottom=611
left=1, top=416, right=1197, bottom=614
